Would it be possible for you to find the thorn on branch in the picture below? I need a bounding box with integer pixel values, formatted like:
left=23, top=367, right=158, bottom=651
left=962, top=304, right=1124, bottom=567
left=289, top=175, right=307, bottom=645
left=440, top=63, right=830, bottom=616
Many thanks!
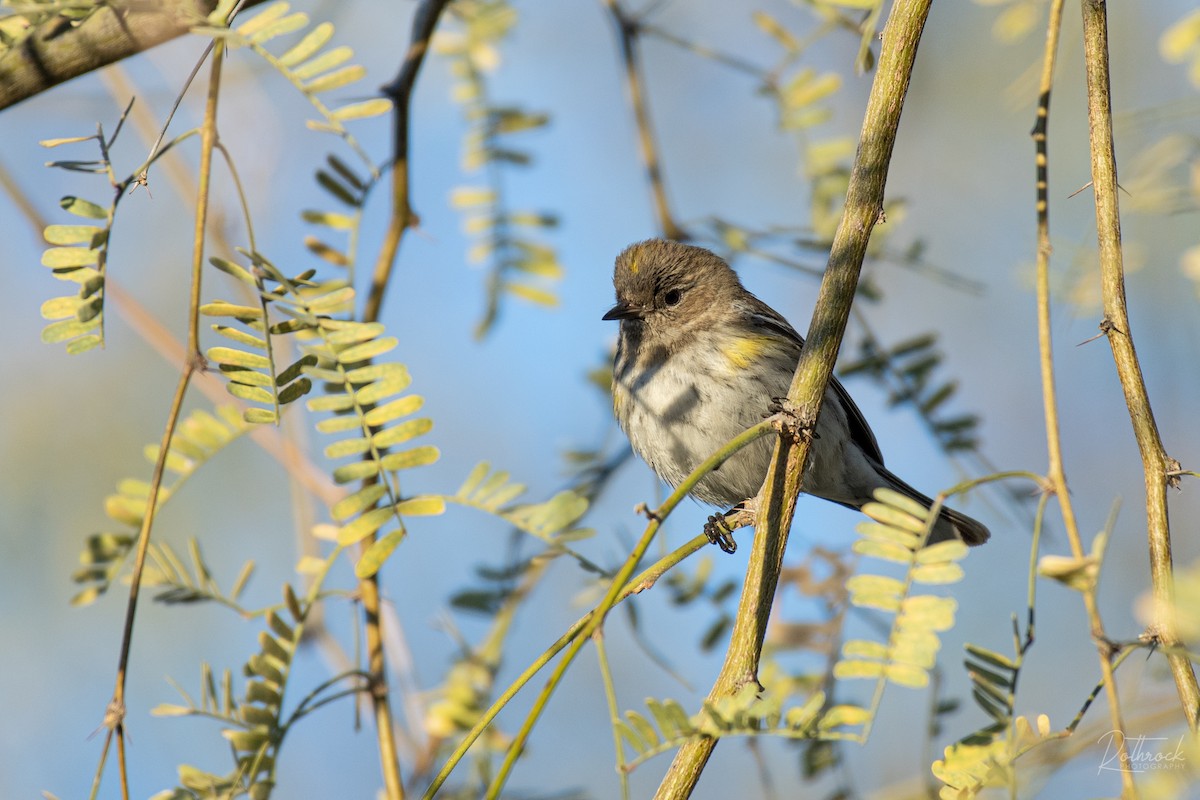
left=634, top=502, right=660, bottom=523
left=102, top=698, right=125, bottom=733
left=1165, top=457, right=1183, bottom=490
left=1076, top=317, right=1121, bottom=347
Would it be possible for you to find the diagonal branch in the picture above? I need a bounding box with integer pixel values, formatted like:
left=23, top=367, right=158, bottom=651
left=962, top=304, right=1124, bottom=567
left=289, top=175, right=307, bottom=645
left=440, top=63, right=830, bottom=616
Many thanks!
left=653, top=2, right=933, bottom=796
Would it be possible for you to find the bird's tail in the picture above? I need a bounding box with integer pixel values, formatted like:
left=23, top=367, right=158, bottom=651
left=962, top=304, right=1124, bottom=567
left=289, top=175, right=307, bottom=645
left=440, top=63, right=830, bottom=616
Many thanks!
left=873, top=464, right=990, bottom=546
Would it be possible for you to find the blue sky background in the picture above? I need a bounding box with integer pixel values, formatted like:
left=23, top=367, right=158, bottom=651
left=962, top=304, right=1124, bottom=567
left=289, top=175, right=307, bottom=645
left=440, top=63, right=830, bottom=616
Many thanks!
left=1, top=1, right=1199, bottom=798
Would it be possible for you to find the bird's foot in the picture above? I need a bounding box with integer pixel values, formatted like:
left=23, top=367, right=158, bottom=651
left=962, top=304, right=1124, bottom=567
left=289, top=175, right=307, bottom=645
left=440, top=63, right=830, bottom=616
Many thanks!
left=703, top=502, right=757, bottom=554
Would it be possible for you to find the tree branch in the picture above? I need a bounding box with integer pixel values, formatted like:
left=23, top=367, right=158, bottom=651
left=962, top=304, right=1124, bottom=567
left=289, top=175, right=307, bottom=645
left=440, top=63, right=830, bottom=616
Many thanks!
left=653, top=2, right=933, bottom=795
left=0, top=0, right=265, bottom=111
left=1079, top=0, right=1199, bottom=732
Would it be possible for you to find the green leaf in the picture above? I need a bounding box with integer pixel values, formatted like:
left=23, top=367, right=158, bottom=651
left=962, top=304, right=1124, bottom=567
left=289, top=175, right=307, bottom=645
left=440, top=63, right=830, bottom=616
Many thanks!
left=201, top=301, right=264, bottom=319
left=324, top=437, right=371, bottom=459
left=300, top=209, right=355, bottom=231
left=278, top=21, right=334, bottom=67
left=331, top=98, right=392, bottom=121
left=855, top=523, right=921, bottom=553
left=860, top=500, right=927, bottom=534
left=505, top=282, right=558, bottom=306
left=615, top=720, right=647, bottom=754
left=851, top=538, right=914, bottom=564
left=841, top=639, right=888, bottom=660
left=964, top=643, right=1017, bottom=672
left=885, top=663, right=929, bottom=689
left=332, top=459, right=380, bottom=484
left=344, top=362, right=409, bottom=386
left=303, top=64, right=365, bottom=94
left=248, top=11, right=308, bottom=43
left=331, top=483, right=388, bottom=522
left=276, top=356, right=318, bottom=386
left=380, top=445, right=439, bottom=471
left=44, top=224, right=104, bottom=245
left=911, top=562, right=964, bottom=585
left=291, top=45, right=353, bottom=79
left=833, top=659, right=885, bottom=680
left=213, top=325, right=268, bottom=349
left=916, top=539, right=969, bottom=563
left=209, top=256, right=258, bottom=285
left=243, top=408, right=278, bottom=424
left=60, top=196, right=108, bottom=219
left=277, top=377, right=311, bottom=405
left=66, top=335, right=103, bottom=354
left=226, top=383, right=275, bottom=405
left=355, top=527, right=406, bottom=577
left=818, top=704, right=870, bottom=730
left=235, top=2, right=291, bottom=37
left=307, top=392, right=356, bottom=413
left=355, top=374, right=413, bottom=405
left=42, top=317, right=101, bottom=343
left=846, top=574, right=904, bottom=599
left=336, top=336, right=398, bottom=364
left=457, top=462, right=491, bottom=498
left=315, top=415, right=362, bottom=434
left=371, top=418, right=432, bottom=448
left=395, top=496, right=445, bottom=516
left=42, top=247, right=99, bottom=267
left=306, top=286, right=358, bottom=314
left=223, top=726, right=271, bottom=752
left=899, top=595, right=957, bottom=631
left=335, top=506, right=396, bottom=547
left=209, top=346, right=271, bottom=370
left=363, top=395, right=423, bottom=426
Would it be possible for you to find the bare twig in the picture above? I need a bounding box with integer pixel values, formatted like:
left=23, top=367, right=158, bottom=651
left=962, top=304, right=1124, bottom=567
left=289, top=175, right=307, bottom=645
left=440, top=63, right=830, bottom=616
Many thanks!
left=357, top=4, right=453, bottom=798
left=1030, top=3, right=1137, bottom=796
left=92, top=41, right=224, bottom=800
left=364, top=0, right=451, bottom=323
left=1078, top=0, right=1199, bottom=735
left=602, top=0, right=684, bottom=241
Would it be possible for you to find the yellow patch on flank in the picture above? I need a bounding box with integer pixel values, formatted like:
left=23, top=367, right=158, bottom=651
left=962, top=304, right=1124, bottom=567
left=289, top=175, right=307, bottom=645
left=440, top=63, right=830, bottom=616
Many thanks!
left=721, top=335, right=773, bottom=369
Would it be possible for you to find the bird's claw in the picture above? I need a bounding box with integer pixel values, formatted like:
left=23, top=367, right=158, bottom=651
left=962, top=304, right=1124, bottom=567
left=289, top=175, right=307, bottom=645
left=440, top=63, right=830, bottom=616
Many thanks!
left=703, top=512, right=738, bottom=554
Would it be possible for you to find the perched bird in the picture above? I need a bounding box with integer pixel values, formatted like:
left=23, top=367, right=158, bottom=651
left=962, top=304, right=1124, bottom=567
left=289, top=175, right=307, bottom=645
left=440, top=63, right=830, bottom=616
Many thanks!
left=603, top=239, right=989, bottom=551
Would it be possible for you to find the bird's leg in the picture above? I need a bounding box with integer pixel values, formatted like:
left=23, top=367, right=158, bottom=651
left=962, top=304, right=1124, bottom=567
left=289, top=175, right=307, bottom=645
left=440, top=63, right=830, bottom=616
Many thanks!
left=703, top=500, right=757, bottom=554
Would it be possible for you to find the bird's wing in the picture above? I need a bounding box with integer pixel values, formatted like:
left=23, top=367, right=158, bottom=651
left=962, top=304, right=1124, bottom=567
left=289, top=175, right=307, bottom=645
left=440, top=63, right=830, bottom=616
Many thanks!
left=747, top=301, right=885, bottom=466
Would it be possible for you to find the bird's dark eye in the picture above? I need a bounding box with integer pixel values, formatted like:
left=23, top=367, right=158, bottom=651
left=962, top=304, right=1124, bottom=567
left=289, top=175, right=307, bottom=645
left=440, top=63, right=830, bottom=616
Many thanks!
left=663, top=289, right=682, bottom=306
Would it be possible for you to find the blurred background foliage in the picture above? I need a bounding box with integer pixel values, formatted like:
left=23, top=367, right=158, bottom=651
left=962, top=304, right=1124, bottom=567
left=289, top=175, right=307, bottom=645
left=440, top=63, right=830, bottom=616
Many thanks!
left=1, top=0, right=1199, bottom=798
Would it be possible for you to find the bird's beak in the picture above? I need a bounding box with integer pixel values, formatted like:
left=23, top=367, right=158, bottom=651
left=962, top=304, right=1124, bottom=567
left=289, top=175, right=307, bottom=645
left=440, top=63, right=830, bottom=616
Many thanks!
left=602, top=300, right=642, bottom=321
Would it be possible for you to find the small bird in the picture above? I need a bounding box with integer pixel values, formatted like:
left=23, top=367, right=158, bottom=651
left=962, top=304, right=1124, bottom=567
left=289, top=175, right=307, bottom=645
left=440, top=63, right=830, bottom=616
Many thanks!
left=603, top=239, right=989, bottom=551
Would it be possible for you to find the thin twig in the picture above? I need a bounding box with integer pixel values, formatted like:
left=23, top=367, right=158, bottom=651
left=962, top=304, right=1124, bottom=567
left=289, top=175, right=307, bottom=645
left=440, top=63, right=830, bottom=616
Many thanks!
left=654, top=2, right=932, bottom=795
left=424, top=419, right=776, bottom=798
left=602, top=0, right=684, bottom=241
left=357, top=4, right=452, bottom=798
left=364, top=0, right=451, bottom=323
left=1078, top=0, right=1199, bottom=737
left=92, top=41, right=224, bottom=800
left=1030, top=2, right=1137, bottom=796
